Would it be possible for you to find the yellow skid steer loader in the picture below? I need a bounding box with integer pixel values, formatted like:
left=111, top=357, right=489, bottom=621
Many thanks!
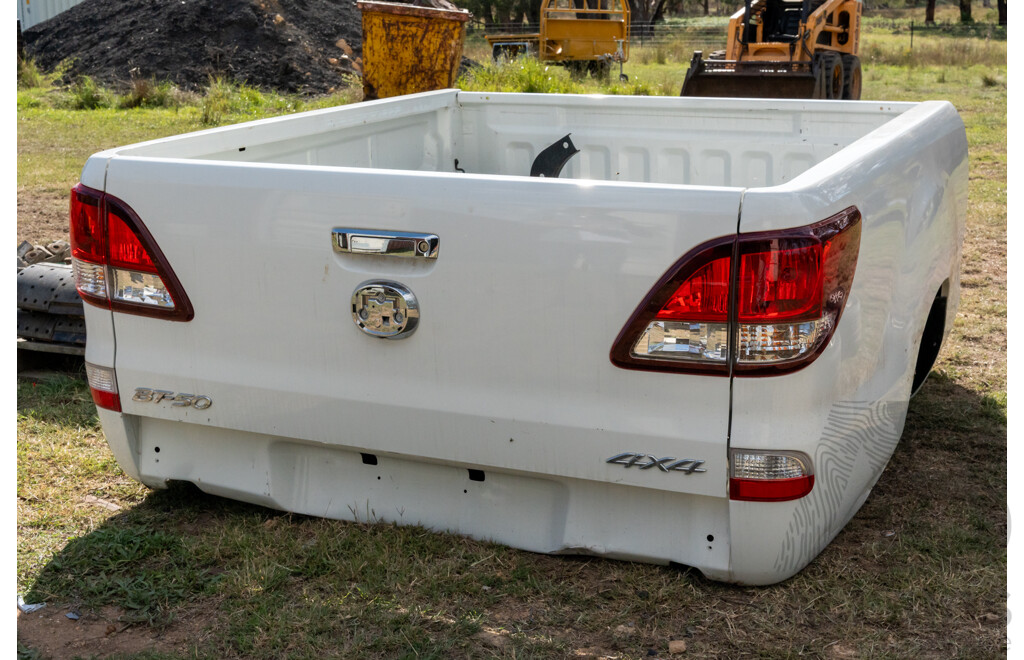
left=681, top=0, right=861, bottom=99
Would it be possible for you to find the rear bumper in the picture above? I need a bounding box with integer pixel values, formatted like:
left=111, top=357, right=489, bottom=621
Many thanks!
left=98, top=409, right=735, bottom=581
left=99, top=388, right=908, bottom=585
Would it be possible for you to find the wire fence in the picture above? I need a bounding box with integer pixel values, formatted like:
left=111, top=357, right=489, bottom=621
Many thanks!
left=904, top=20, right=1006, bottom=45
left=469, top=20, right=1007, bottom=61
left=469, top=19, right=1007, bottom=47
left=868, top=19, right=1006, bottom=39
left=467, top=23, right=731, bottom=49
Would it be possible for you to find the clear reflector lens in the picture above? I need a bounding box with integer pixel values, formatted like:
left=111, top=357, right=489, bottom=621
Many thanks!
left=72, top=257, right=108, bottom=300
left=85, top=362, right=121, bottom=412
left=85, top=362, right=117, bottom=393
left=736, top=317, right=832, bottom=364
left=111, top=268, right=176, bottom=308
left=730, top=449, right=815, bottom=501
left=731, top=450, right=810, bottom=480
left=631, top=321, right=729, bottom=362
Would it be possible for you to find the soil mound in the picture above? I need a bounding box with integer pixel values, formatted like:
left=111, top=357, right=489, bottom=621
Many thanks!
left=22, top=0, right=364, bottom=94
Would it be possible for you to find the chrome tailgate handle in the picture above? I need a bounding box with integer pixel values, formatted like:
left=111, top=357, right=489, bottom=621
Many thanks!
left=333, top=229, right=439, bottom=259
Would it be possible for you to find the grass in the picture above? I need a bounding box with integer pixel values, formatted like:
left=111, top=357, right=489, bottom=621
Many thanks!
left=17, top=19, right=1005, bottom=659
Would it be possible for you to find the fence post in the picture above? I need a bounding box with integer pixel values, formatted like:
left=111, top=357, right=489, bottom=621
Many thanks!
left=910, top=20, right=914, bottom=50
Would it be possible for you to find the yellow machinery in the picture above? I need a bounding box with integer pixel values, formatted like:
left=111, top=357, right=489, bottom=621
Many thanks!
left=681, top=0, right=861, bottom=99
left=485, top=0, right=630, bottom=79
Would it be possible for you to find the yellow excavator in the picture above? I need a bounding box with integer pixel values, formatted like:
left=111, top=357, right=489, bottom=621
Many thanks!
left=681, top=0, right=862, bottom=99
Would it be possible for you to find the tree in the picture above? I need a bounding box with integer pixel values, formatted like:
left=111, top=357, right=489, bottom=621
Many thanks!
left=997, top=0, right=1006, bottom=24
left=925, top=0, right=936, bottom=23
left=629, top=0, right=669, bottom=36
left=456, top=0, right=536, bottom=27
left=959, top=0, right=972, bottom=22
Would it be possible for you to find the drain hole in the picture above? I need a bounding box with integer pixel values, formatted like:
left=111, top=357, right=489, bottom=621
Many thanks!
left=361, top=453, right=378, bottom=466
left=707, top=534, right=714, bottom=542
left=154, top=446, right=161, bottom=453
left=468, top=469, right=485, bottom=482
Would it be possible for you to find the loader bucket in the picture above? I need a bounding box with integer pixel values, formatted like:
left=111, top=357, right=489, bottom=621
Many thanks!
left=680, top=52, right=820, bottom=99
left=357, top=1, right=471, bottom=100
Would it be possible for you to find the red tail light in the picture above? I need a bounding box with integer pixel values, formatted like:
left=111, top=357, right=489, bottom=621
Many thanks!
left=737, top=242, right=822, bottom=322
left=70, top=183, right=193, bottom=321
left=107, top=203, right=158, bottom=272
left=70, top=186, right=104, bottom=263
left=730, top=476, right=815, bottom=502
left=610, top=207, right=860, bottom=376
left=656, top=253, right=731, bottom=322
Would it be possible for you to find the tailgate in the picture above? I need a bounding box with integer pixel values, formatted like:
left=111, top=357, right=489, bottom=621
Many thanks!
left=104, top=156, right=741, bottom=499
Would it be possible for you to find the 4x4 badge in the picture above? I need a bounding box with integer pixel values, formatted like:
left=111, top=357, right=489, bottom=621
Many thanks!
left=606, top=452, right=706, bottom=474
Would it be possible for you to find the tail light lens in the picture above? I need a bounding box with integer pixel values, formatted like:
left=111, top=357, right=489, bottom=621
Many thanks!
left=610, top=207, right=860, bottom=376
left=729, top=449, right=814, bottom=501
left=85, top=361, right=121, bottom=412
left=70, top=184, right=193, bottom=321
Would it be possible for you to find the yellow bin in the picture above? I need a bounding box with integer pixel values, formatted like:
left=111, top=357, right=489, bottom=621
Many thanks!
left=357, top=1, right=471, bottom=100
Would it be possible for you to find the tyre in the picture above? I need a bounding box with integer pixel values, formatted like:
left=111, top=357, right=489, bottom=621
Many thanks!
left=911, top=288, right=948, bottom=396
left=566, top=61, right=587, bottom=80
left=841, top=54, right=862, bottom=100
left=587, top=60, right=611, bottom=81
left=821, top=52, right=844, bottom=99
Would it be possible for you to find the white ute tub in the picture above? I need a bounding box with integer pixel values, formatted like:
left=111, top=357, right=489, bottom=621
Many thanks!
left=71, top=90, right=967, bottom=585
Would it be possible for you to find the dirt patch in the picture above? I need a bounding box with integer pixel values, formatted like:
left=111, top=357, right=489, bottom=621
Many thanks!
left=17, top=603, right=215, bottom=658
left=18, top=189, right=69, bottom=248
left=22, top=0, right=364, bottom=94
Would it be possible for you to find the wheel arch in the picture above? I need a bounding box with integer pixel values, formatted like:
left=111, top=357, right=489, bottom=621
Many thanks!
left=911, top=280, right=950, bottom=396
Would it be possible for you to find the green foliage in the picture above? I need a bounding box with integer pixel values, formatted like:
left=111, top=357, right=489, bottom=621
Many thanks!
left=603, top=77, right=667, bottom=95
left=17, top=58, right=48, bottom=89
left=200, top=77, right=316, bottom=125
left=458, top=57, right=587, bottom=93
left=119, top=76, right=190, bottom=109
left=201, top=76, right=233, bottom=124
left=66, top=75, right=112, bottom=110
left=981, top=72, right=1002, bottom=88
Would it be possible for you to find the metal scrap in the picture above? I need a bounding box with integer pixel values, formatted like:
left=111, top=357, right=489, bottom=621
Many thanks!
left=17, top=595, right=46, bottom=614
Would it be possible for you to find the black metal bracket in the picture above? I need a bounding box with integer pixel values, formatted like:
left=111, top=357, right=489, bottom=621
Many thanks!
left=530, top=134, right=580, bottom=178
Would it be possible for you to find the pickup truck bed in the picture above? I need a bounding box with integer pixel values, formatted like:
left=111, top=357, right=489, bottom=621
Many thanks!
left=73, top=90, right=967, bottom=584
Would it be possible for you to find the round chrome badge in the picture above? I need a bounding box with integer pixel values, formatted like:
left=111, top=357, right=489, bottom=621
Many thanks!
left=351, top=280, right=419, bottom=339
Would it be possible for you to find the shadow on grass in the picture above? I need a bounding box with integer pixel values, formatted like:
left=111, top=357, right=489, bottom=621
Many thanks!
left=828, top=371, right=1006, bottom=577
left=23, top=482, right=241, bottom=626
left=21, top=481, right=500, bottom=656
